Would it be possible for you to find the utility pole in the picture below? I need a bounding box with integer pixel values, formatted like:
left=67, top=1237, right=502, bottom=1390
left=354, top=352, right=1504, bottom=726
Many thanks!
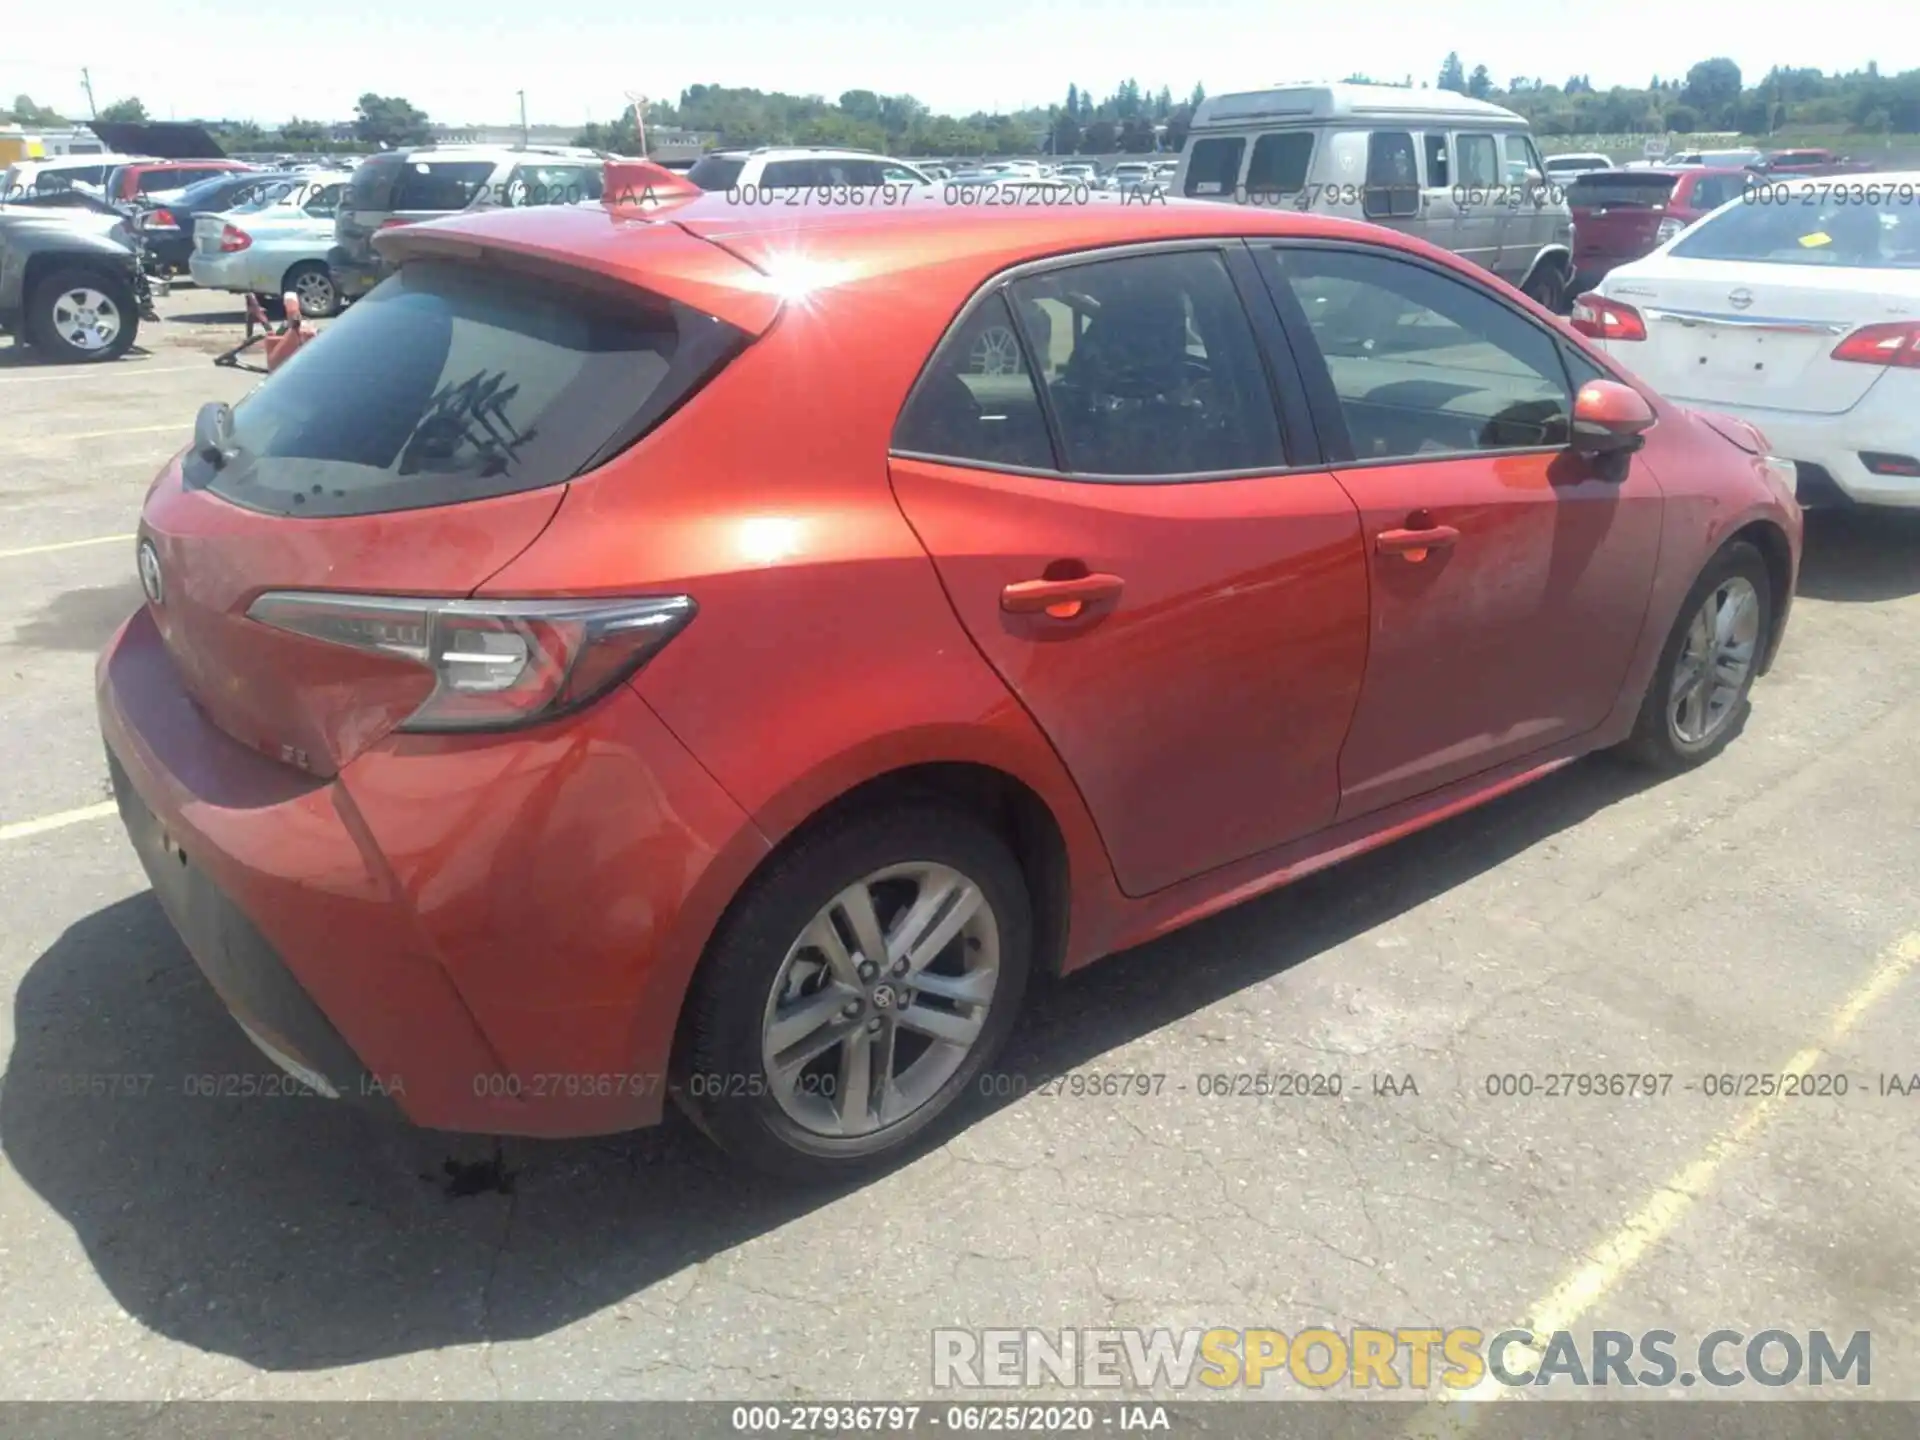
left=517, top=90, right=528, bottom=148
left=81, top=69, right=97, bottom=119
left=623, top=92, right=649, bottom=157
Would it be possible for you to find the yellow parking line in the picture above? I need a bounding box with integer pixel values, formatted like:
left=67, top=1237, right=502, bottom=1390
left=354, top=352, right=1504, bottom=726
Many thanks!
left=0, top=801, right=118, bottom=844
left=1403, top=929, right=1920, bottom=1431
left=0, top=534, right=134, bottom=560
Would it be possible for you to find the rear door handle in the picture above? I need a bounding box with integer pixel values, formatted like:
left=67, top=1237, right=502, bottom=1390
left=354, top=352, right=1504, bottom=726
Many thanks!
left=1001, top=573, right=1125, bottom=616
left=1376, top=525, right=1460, bottom=560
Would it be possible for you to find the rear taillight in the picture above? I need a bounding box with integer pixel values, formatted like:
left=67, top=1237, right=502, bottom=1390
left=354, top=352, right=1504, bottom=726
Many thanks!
left=1655, top=217, right=1683, bottom=244
left=1571, top=293, right=1647, bottom=342
left=219, top=224, right=251, bottom=252
left=1831, top=321, right=1920, bottom=369
left=245, top=593, right=695, bottom=732
left=149, top=207, right=177, bottom=228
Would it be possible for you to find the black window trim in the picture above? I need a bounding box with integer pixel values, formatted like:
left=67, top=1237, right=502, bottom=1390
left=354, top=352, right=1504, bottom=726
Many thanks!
left=889, top=237, right=1323, bottom=485
left=1252, top=237, right=1635, bottom=471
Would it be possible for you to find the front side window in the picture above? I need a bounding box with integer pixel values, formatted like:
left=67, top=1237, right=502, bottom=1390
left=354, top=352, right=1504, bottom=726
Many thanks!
left=686, top=155, right=745, bottom=191
left=759, top=160, right=824, bottom=187
left=1008, top=249, right=1283, bottom=477
left=1455, top=133, right=1500, bottom=188
left=1264, top=246, right=1575, bottom=461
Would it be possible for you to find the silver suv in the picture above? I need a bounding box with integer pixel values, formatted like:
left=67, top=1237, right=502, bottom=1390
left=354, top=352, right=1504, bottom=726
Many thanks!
left=330, top=146, right=606, bottom=302
left=684, top=147, right=933, bottom=193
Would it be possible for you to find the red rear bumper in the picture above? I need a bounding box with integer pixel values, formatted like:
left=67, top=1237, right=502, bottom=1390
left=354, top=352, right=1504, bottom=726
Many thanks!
left=96, top=605, right=769, bottom=1136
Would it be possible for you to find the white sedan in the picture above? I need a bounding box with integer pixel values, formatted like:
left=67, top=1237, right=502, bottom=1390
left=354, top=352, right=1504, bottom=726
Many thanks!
left=1576, top=173, right=1920, bottom=508
left=187, top=172, right=351, bottom=317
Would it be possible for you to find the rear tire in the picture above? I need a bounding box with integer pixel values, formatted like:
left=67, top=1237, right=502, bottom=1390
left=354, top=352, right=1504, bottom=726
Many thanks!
left=675, top=805, right=1032, bottom=1180
left=282, top=262, right=339, bottom=319
left=24, top=267, right=140, bottom=363
left=1622, top=541, right=1772, bottom=772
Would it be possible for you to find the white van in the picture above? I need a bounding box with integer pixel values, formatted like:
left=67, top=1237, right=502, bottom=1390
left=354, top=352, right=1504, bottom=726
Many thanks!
left=2, top=152, right=154, bottom=201
left=1173, top=84, right=1575, bottom=309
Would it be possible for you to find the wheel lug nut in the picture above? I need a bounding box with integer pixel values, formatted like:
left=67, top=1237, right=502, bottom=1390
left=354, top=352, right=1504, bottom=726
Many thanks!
left=842, top=1000, right=862, bottom=1018
left=858, top=961, right=877, bottom=982
left=867, top=1018, right=882, bottom=1033
left=891, top=960, right=908, bottom=976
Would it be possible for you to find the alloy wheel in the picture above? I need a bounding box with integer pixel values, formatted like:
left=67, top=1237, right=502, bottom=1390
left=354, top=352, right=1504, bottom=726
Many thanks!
left=1670, top=575, right=1760, bottom=744
left=967, top=324, right=1024, bottom=376
left=52, top=288, right=122, bottom=351
left=760, top=861, right=1000, bottom=1138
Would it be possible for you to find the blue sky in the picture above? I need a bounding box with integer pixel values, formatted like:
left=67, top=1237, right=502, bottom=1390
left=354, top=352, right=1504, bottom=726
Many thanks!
left=5, top=0, right=1913, bottom=126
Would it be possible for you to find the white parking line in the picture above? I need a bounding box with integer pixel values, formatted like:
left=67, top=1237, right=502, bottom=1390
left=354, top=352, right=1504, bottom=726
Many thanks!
left=62, top=422, right=187, bottom=442
left=0, top=801, right=117, bottom=844
left=0, top=534, right=134, bottom=560
left=0, top=364, right=200, bottom=385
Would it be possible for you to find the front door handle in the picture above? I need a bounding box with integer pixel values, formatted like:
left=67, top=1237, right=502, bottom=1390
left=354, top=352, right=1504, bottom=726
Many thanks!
left=1001, top=573, right=1125, bottom=617
left=1376, top=525, right=1460, bottom=561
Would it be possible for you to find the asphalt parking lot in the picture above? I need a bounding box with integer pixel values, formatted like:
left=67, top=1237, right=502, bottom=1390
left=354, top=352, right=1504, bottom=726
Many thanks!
left=2, top=284, right=1919, bottom=1408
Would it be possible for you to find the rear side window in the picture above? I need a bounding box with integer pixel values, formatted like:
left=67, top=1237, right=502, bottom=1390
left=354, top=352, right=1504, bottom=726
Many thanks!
left=1682, top=174, right=1742, bottom=211
left=197, top=261, right=749, bottom=518
left=1423, top=134, right=1450, bottom=187
left=687, top=156, right=745, bottom=191
left=393, top=161, right=497, bottom=211
left=1009, top=249, right=1283, bottom=477
left=893, top=292, right=1055, bottom=471
left=1455, top=134, right=1500, bottom=188
left=759, top=160, right=823, bottom=187
left=1246, top=132, right=1313, bottom=198
left=1184, top=137, right=1245, bottom=197
left=1364, top=132, right=1419, bottom=219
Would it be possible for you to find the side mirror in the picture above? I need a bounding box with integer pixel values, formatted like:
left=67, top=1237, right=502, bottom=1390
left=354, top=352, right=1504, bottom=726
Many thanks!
left=193, top=401, right=236, bottom=468
left=1570, top=380, right=1655, bottom=456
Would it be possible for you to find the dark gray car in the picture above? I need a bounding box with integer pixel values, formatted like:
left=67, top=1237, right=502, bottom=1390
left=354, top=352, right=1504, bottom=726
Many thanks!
left=330, top=147, right=606, bottom=302
left=0, top=194, right=158, bottom=363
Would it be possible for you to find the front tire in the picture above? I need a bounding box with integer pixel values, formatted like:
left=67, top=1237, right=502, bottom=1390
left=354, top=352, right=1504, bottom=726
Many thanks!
left=25, top=268, right=140, bottom=363
left=1622, top=541, right=1772, bottom=772
left=676, top=805, right=1032, bottom=1180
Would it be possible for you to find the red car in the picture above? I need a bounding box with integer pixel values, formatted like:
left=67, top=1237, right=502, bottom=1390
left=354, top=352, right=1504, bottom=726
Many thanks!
left=1569, top=166, right=1752, bottom=290
left=97, top=163, right=1802, bottom=1178
left=105, top=159, right=259, bottom=204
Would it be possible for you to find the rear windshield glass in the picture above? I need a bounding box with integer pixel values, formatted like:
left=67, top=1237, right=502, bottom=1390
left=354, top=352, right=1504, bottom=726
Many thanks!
left=1671, top=191, right=1920, bottom=269
left=687, top=156, right=746, bottom=191
left=347, top=155, right=403, bottom=208
left=1568, top=174, right=1678, bottom=208
left=195, top=261, right=748, bottom=518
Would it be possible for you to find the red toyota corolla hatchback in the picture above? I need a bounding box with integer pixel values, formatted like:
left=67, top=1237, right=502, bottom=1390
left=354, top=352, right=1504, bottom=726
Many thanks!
left=98, top=164, right=1802, bottom=1177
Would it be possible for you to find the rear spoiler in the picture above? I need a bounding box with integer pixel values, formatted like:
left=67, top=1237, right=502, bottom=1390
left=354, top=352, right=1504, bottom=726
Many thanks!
left=373, top=162, right=780, bottom=334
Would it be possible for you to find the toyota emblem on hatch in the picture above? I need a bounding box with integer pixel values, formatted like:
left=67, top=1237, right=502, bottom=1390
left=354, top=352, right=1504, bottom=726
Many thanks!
left=137, top=539, right=164, bottom=606
left=1728, top=288, right=1754, bottom=311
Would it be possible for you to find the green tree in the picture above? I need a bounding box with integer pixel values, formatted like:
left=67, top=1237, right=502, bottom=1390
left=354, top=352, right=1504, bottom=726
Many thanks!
left=220, top=120, right=265, bottom=150
left=1083, top=118, right=1118, bottom=153
left=1065, top=83, right=1079, bottom=117
left=98, top=97, right=148, bottom=123
left=838, top=90, right=883, bottom=126
left=1467, top=65, right=1493, bottom=100
left=1679, top=58, right=1741, bottom=124
left=1050, top=109, right=1082, bottom=155
left=8, top=94, right=67, bottom=125
left=1664, top=104, right=1700, bottom=133
left=353, top=92, right=431, bottom=149
left=280, top=117, right=326, bottom=145
left=1438, top=53, right=1466, bottom=94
